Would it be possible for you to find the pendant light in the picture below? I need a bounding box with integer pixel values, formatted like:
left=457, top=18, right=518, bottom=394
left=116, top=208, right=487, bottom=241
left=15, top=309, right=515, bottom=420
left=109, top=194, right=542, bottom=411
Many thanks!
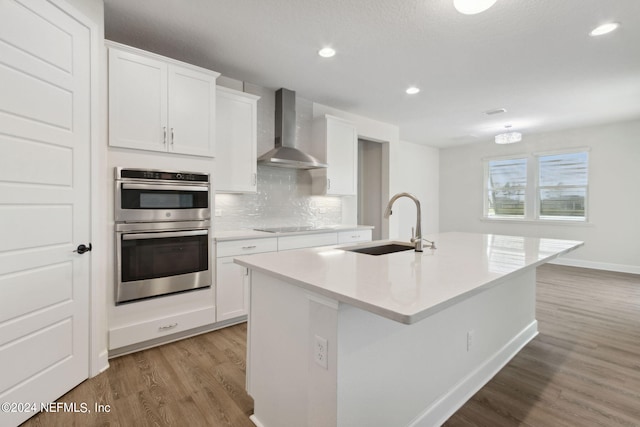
left=495, top=125, right=522, bottom=144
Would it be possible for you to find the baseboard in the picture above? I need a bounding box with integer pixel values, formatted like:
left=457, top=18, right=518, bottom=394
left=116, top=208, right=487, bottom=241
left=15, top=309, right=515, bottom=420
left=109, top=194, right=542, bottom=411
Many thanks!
left=550, top=258, right=640, bottom=275
left=249, top=415, right=264, bottom=427
left=97, top=350, right=110, bottom=374
left=408, top=320, right=538, bottom=427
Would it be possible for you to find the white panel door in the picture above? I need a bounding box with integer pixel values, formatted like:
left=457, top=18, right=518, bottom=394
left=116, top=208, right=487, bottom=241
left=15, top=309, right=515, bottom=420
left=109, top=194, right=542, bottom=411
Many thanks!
left=108, top=47, right=167, bottom=152
left=0, top=1, right=91, bottom=425
left=168, top=65, right=216, bottom=157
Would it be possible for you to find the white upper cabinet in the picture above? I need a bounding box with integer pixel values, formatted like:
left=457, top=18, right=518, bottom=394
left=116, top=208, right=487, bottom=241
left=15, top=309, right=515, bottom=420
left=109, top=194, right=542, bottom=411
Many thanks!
left=311, top=114, right=358, bottom=196
left=215, top=87, right=260, bottom=192
left=107, top=42, right=219, bottom=157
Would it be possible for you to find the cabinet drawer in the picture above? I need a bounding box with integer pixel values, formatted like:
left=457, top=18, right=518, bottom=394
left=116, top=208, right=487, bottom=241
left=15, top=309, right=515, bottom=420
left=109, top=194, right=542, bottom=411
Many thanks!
left=338, top=229, right=372, bottom=244
left=216, top=237, right=278, bottom=258
left=278, top=232, right=338, bottom=251
left=109, top=306, right=216, bottom=350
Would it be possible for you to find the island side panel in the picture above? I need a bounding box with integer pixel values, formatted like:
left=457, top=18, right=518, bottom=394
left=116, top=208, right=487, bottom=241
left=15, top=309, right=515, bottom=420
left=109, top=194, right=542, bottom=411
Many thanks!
left=248, top=270, right=341, bottom=427
left=248, top=271, right=311, bottom=427
left=336, top=268, right=538, bottom=427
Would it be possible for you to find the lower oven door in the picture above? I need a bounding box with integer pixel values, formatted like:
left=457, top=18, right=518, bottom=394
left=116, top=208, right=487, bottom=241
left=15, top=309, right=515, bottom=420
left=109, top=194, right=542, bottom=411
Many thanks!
left=116, top=226, right=211, bottom=304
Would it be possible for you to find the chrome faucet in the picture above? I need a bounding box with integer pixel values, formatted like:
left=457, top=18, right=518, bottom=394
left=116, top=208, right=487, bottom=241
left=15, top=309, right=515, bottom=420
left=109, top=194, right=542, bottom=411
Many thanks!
left=384, top=192, right=435, bottom=252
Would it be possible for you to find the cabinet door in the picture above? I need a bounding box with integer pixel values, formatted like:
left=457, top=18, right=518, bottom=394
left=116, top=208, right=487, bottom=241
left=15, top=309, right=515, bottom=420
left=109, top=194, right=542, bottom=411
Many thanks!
left=167, top=65, right=216, bottom=157
left=108, top=48, right=167, bottom=152
left=216, top=257, right=249, bottom=321
left=215, top=88, right=259, bottom=192
left=338, top=229, right=372, bottom=244
left=278, top=232, right=338, bottom=251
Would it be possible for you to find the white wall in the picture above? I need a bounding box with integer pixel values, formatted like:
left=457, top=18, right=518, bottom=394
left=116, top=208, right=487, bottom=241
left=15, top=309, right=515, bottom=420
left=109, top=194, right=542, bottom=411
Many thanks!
left=440, top=119, right=640, bottom=274
left=394, top=140, right=440, bottom=240
left=312, top=103, right=440, bottom=240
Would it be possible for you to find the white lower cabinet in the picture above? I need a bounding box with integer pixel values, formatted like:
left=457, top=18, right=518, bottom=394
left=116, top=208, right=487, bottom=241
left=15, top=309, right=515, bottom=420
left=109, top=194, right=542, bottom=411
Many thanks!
left=215, top=237, right=278, bottom=322
left=216, top=257, right=250, bottom=322
left=338, top=229, right=372, bottom=244
left=214, top=229, right=372, bottom=323
left=277, top=232, right=338, bottom=251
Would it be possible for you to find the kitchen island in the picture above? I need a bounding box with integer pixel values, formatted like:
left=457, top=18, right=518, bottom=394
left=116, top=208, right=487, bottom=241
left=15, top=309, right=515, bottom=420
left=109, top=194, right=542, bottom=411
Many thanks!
left=234, top=232, right=583, bottom=427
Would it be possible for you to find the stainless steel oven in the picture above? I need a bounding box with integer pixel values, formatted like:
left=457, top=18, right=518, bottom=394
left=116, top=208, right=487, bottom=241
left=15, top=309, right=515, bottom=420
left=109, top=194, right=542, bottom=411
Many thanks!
left=116, top=220, right=211, bottom=304
left=115, top=167, right=210, bottom=223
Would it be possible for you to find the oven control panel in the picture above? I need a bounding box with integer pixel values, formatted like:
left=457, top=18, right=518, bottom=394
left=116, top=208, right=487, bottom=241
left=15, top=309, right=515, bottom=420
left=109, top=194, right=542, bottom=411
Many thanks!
left=118, top=168, right=209, bottom=183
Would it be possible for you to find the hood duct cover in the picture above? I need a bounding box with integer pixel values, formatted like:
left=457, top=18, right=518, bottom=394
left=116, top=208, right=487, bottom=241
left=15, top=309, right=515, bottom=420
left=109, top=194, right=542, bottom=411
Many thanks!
left=257, top=88, right=328, bottom=169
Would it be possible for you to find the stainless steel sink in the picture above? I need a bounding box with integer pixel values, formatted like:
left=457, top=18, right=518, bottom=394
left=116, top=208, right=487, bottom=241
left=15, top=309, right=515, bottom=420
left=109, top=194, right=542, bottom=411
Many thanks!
left=344, top=243, right=414, bottom=256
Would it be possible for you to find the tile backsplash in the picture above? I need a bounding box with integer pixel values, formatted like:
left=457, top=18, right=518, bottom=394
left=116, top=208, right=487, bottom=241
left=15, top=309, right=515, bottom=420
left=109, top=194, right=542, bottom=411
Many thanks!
left=214, top=165, right=342, bottom=231
left=214, top=80, right=343, bottom=232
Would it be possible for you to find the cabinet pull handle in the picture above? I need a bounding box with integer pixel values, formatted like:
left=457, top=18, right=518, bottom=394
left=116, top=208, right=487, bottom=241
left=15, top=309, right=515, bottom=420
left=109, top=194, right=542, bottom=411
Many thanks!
left=171, top=128, right=175, bottom=145
left=158, top=322, right=178, bottom=331
left=327, top=178, right=331, bottom=190
left=242, top=245, right=257, bottom=250
left=253, top=173, right=257, bottom=186
left=352, top=235, right=360, bottom=238
left=163, top=126, right=167, bottom=145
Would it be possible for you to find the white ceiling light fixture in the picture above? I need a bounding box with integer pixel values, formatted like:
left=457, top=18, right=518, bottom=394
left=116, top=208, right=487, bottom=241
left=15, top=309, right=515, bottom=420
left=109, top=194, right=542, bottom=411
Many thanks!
left=589, top=22, right=620, bottom=36
left=495, top=125, right=522, bottom=144
left=318, top=47, right=336, bottom=58
left=406, top=86, right=420, bottom=95
left=453, top=0, right=497, bottom=15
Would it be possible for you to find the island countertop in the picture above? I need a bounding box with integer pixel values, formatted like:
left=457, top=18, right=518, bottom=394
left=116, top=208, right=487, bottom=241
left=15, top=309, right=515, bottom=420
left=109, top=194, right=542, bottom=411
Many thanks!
left=234, top=232, right=583, bottom=324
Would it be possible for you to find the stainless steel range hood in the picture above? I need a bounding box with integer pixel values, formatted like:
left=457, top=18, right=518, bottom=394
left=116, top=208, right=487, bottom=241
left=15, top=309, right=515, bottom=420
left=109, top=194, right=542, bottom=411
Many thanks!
left=257, top=88, right=328, bottom=169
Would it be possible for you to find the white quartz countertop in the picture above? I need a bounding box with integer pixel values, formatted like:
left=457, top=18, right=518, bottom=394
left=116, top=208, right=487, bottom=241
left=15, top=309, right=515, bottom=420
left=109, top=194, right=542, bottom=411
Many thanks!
left=234, top=232, right=583, bottom=324
left=213, top=225, right=373, bottom=241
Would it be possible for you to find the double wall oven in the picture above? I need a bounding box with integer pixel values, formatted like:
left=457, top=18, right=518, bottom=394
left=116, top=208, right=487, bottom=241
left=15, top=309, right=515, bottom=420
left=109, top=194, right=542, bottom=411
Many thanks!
left=115, top=167, right=211, bottom=304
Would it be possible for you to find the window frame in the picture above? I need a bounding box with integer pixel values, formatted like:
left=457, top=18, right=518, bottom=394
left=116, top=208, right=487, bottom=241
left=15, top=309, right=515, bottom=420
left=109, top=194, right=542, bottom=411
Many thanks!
left=483, top=155, right=528, bottom=219
left=483, top=148, right=590, bottom=223
left=534, top=149, right=590, bottom=222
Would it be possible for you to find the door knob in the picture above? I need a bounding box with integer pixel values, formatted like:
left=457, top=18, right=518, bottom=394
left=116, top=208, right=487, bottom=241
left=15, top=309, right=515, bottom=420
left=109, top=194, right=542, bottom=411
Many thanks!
left=74, top=243, right=92, bottom=254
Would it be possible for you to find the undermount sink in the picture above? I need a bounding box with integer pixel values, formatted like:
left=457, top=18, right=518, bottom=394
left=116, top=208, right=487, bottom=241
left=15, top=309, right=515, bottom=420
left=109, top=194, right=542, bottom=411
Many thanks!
left=345, top=243, right=414, bottom=256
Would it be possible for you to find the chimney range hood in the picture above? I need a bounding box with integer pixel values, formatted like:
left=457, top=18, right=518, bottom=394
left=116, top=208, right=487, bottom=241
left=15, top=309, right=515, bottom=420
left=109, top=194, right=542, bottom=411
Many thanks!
left=257, top=88, right=328, bottom=170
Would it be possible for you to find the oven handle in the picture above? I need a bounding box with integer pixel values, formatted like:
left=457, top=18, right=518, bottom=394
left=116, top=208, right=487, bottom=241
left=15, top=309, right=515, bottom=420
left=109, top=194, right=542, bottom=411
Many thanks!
left=121, top=183, right=209, bottom=192
left=122, top=230, right=209, bottom=240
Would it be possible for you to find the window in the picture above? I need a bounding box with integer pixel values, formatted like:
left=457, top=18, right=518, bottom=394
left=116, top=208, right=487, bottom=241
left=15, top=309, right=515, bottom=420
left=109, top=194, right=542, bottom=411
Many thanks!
left=537, top=151, right=588, bottom=220
left=486, top=158, right=527, bottom=218
left=484, top=150, right=589, bottom=221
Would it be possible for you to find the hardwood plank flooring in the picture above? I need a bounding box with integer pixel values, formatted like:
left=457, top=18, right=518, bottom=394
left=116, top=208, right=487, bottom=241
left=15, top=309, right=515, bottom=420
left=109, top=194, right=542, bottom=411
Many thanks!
left=20, top=265, right=640, bottom=427
left=445, top=265, right=640, bottom=427
left=20, top=324, right=254, bottom=427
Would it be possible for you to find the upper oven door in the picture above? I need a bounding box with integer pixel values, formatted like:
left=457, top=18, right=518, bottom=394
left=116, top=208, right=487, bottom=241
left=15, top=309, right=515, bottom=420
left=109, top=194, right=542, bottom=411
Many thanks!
left=115, top=181, right=210, bottom=222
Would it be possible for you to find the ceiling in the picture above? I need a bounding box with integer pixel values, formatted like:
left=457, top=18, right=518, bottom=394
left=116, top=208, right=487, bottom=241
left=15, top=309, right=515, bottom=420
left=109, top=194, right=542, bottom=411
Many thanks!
left=103, top=0, right=640, bottom=148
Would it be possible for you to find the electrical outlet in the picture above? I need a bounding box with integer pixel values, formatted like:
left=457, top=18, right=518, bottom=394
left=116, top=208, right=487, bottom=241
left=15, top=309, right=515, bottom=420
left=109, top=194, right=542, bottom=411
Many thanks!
left=314, top=335, right=328, bottom=369
left=214, top=209, right=222, bottom=217
left=467, top=330, right=474, bottom=352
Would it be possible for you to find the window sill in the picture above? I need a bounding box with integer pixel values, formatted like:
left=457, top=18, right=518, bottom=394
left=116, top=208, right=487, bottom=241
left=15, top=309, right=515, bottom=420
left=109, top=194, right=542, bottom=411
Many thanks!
left=481, top=217, right=593, bottom=227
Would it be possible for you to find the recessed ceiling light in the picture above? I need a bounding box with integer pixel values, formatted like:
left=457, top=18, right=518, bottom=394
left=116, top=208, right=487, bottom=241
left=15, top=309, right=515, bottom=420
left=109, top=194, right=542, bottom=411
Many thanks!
left=589, top=22, right=620, bottom=36
left=318, top=47, right=336, bottom=58
left=453, top=0, right=497, bottom=15
left=406, top=86, right=420, bottom=95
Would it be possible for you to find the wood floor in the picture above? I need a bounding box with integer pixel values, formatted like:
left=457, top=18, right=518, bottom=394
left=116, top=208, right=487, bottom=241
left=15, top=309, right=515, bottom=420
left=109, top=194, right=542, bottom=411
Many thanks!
left=21, top=265, right=640, bottom=427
